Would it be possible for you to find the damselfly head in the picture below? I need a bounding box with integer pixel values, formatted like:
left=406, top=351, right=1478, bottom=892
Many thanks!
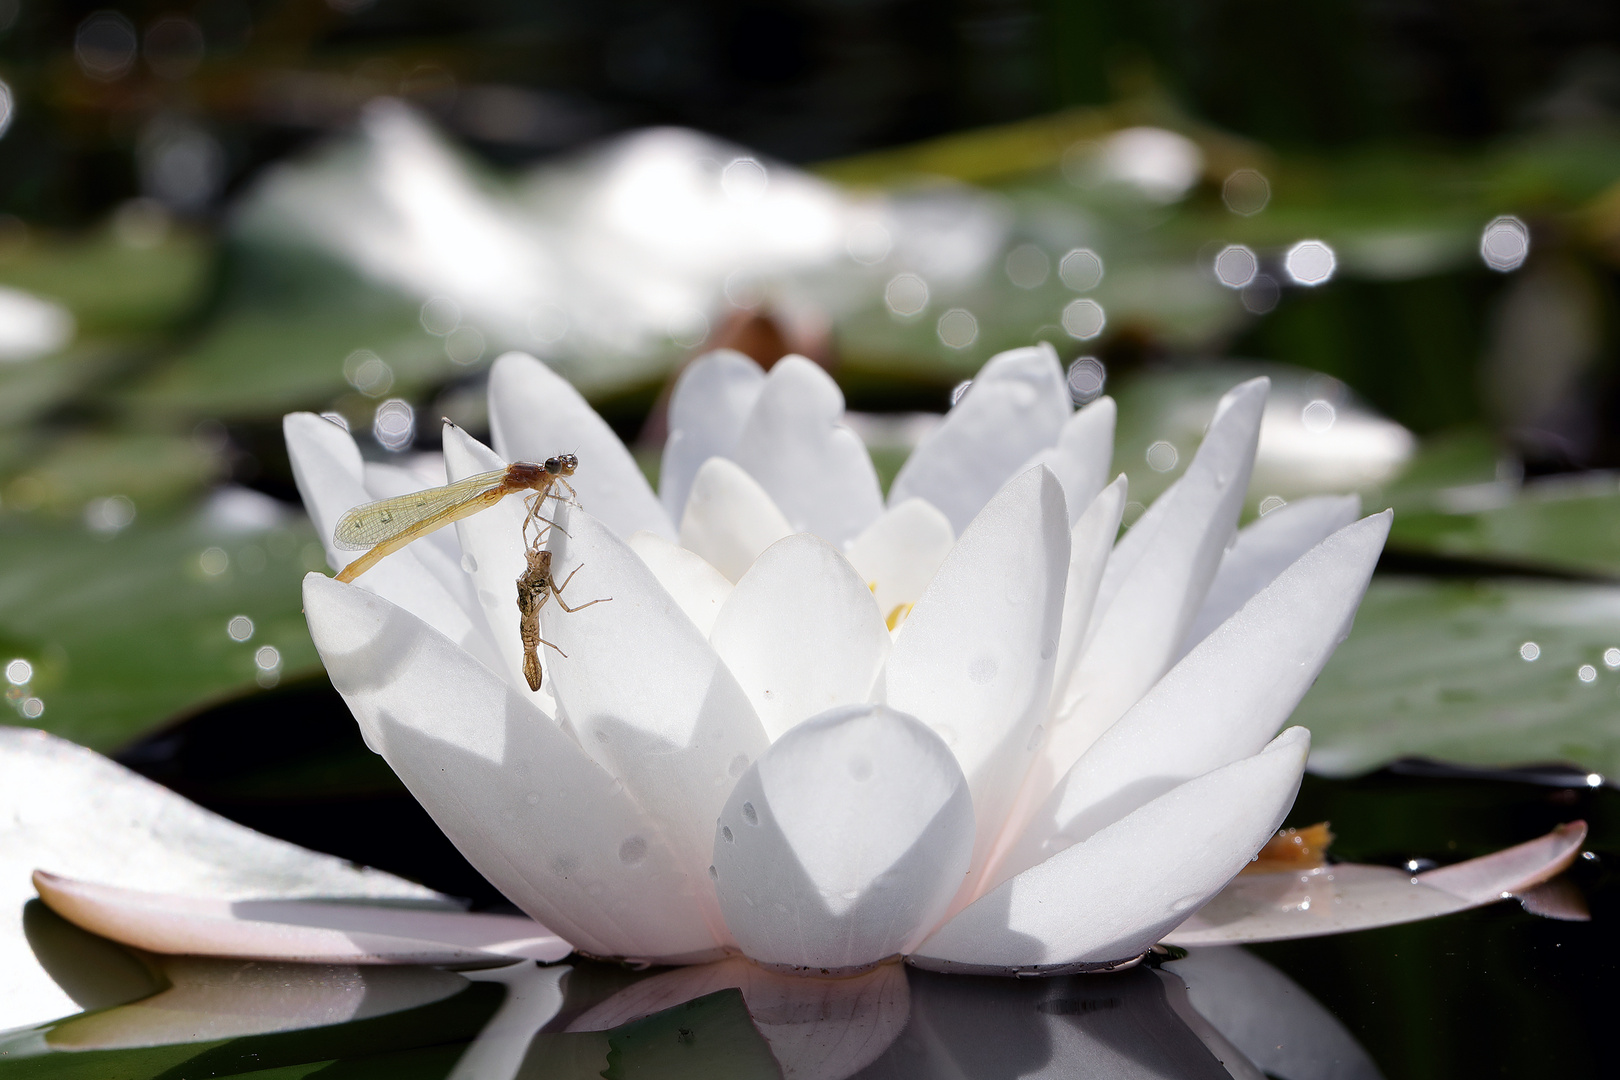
left=545, top=454, right=579, bottom=476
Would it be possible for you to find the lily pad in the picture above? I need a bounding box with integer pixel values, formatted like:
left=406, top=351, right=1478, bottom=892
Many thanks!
left=0, top=509, right=324, bottom=752
left=1295, top=576, right=1620, bottom=778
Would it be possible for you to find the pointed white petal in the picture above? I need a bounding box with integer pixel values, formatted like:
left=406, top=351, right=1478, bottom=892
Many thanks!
left=1022, top=396, right=1116, bottom=526
left=1048, top=476, right=1127, bottom=709
left=304, top=573, right=723, bottom=963
left=488, top=351, right=674, bottom=540
left=0, top=726, right=443, bottom=1030
left=710, top=534, right=891, bottom=740
left=33, top=873, right=571, bottom=965
left=882, top=467, right=1068, bottom=891
left=679, top=457, right=795, bottom=582
left=629, top=530, right=734, bottom=637
left=442, top=423, right=541, bottom=695
left=731, top=356, right=884, bottom=547
left=845, top=497, right=955, bottom=625
left=1165, top=822, right=1587, bottom=946
left=569, top=957, right=910, bottom=1080
left=283, top=412, right=485, bottom=655
left=1164, top=947, right=1383, bottom=1080
left=888, top=344, right=1071, bottom=534
left=1044, top=378, right=1269, bottom=782
left=543, top=503, right=770, bottom=917
left=660, top=349, right=767, bottom=523
left=1179, top=495, right=1362, bottom=659
left=1003, top=513, right=1391, bottom=882
left=913, top=728, right=1307, bottom=975
left=712, top=705, right=974, bottom=970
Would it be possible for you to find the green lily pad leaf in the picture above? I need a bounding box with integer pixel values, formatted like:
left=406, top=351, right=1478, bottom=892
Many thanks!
left=1295, top=577, right=1620, bottom=778
left=0, top=226, right=210, bottom=340
left=1388, top=474, right=1620, bottom=579
left=603, top=988, right=782, bottom=1080
left=0, top=507, right=325, bottom=751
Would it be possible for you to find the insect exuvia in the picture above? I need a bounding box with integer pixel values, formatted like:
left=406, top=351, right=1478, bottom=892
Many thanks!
left=331, top=454, right=579, bottom=583
left=516, top=547, right=610, bottom=691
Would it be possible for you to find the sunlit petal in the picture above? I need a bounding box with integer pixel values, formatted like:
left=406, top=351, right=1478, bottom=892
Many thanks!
left=1178, top=494, right=1362, bottom=659
left=710, top=534, right=890, bottom=740
left=1020, top=395, right=1116, bottom=526
left=1001, top=513, right=1390, bottom=884
left=33, top=873, right=570, bottom=966
left=542, top=503, right=770, bottom=921
left=888, top=344, right=1071, bottom=533
left=913, top=728, right=1306, bottom=974
left=712, top=705, right=974, bottom=970
left=845, top=498, right=955, bottom=624
left=882, top=467, right=1067, bottom=893
left=488, top=350, right=675, bottom=540
left=629, top=530, right=734, bottom=637
left=1043, top=378, right=1268, bottom=786
left=732, top=356, right=884, bottom=547
left=660, top=349, right=767, bottom=523
left=304, top=573, right=723, bottom=962
left=1048, top=475, right=1127, bottom=711
left=679, top=456, right=795, bottom=582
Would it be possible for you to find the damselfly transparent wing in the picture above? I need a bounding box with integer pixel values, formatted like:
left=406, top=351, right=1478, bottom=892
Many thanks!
left=332, top=468, right=509, bottom=551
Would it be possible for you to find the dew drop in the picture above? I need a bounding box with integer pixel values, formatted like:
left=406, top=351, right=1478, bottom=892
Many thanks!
left=848, top=756, right=873, bottom=782
left=840, top=889, right=860, bottom=901
left=1040, top=638, right=1056, bottom=661
left=708, top=865, right=718, bottom=880
left=968, top=655, right=998, bottom=684
left=619, top=836, right=647, bottom=865
left=1169, top=893, right=1202, bottom=913
left=550, top=853, right=580, bottom=877
left=461, top=553, right=478, bottom=573
left=741, top=801, right=759, bottom=826
left=729, top=754, right=749, bottom=778
left=722, top=826, right=734, bottom=843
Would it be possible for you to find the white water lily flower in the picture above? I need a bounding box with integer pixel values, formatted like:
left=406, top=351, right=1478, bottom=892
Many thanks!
left=263, top=343, right=1430, bottom=978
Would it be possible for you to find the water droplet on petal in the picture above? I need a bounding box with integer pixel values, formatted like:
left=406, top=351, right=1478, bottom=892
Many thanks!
left=1170, top=893, right=1202, bottom=913
left=741, top=801, right=759, bottom=826
left=461, top=553, right=477, bottom=573
left=848, top=756, right=873, bottom=781
left=619, top=837, right=647, bottom=865
left=721, top=826, right=734, bottom=843
left=708, top=865, right=718, bottom=880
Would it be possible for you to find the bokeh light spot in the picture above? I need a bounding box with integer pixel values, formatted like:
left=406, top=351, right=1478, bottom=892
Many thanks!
left=1285, top=240, right=1336, bottom=286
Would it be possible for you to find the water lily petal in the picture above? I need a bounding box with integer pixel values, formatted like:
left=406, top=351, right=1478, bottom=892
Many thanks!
left=1044, top=378, right=1268, bottom=781
left=1022, top=396, right=1116, bottom=526
left=1164, top=821, right=1587, bottom=946
left=442, top=423, right=546, bottom=695
left=882, top=467, right=1068, bottom=890
left=845, top=497, right=956, bottom=625
left=304, top=573, right=723, bottom=962
left=731, top=356, right=884, bottom=547
left=284, top=413, right=485, bottom=655
left=33, top=873, right=570, bottom=965
left=1178, top=495, right=1362, bottom=659
left=660, top=349, right=767, bottom=523
left=912, top=728, right=1307, bottom=974
left=1048, top=476, right=1127, bottom=710
left=543, top=504, right=771, bottom=914
left=1002, top=513, right=1391, bottom=882
left=448, top=964, right=570, bottom=1080
left=711, top=534, right=891, bottom=740
left=888, top=344, right=1071, bottom=534
left=712, top=704, right=975, bottom=971
left=0, top=726, right=444, bottom=1030
left=488, top=350, right=675, bottom=540
left=569, top=956, right=910, bottom=1080
left=679, top=457, right=795, bottom=582
left=629, top=530, right=734, bottom=637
